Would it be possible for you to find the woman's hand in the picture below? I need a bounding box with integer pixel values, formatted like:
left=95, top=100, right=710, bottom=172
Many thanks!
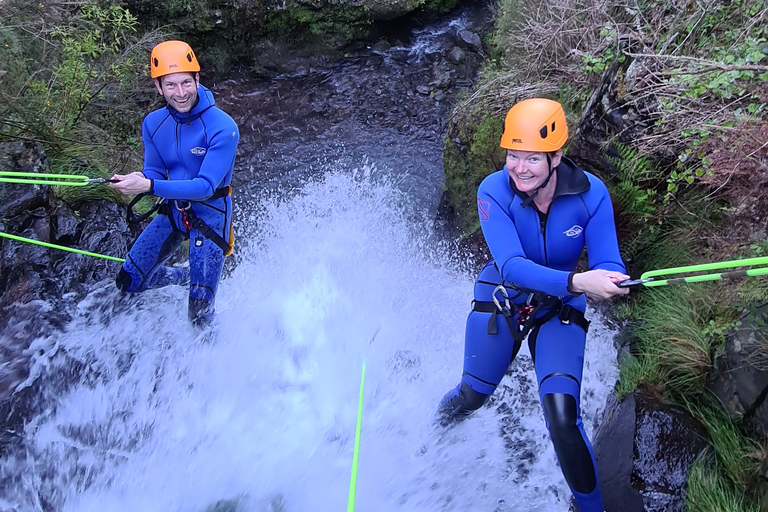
left=571, top=269, right=630, bottom=300
left=109, top=172, right=151, bottom=195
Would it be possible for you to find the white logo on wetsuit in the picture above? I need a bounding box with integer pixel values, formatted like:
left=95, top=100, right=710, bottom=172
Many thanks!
left=564, top=225, right=583, bottom=238
left=190, top=147, right=206, bottom=156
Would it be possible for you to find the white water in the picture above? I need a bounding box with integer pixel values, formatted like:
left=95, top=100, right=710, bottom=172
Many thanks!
left=0, top=166, right=620, bottom=512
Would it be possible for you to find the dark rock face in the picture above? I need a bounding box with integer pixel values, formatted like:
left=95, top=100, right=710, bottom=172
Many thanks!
left=593, top=391, right=708, bottom=512
left=0, top=142, right=134, bottom=403
left=0, top=142, right=50, bottom=220
left=707, top=303, right=768, bottom=436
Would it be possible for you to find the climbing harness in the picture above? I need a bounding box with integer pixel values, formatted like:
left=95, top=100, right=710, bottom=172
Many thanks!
left=125, top=192, right=164, bottom=224
left=472, top=284, right=590, bottom=342
left=128, top=186, right=235, bottom=257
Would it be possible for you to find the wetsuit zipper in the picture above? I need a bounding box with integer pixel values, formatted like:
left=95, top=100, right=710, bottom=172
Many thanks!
left=537, top=208, right=548, bottom=265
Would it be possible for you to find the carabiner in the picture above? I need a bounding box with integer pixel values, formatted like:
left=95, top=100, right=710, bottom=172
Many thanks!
left=492, top=285, right=511, bottom=312
left=174, top=200, right=191, bottom=211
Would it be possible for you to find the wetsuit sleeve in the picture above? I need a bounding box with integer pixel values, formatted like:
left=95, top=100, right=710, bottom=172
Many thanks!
left=584, top=180, right=626, bottom=273
left=152, top=122, right=240, bottom=201
left=140, top=118, right=167, bottom=181
left=478, top=186, right=572, bottom=297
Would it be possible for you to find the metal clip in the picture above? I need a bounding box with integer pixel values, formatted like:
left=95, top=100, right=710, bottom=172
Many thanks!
left=492, top=285, right=511, bottom=312
left=174, top=200, right=192, bottom=211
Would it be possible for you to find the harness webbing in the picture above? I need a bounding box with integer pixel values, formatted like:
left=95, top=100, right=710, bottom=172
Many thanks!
left=128, top=186, right=234, bottom=256
left=472, top=294, right=589, bottom=342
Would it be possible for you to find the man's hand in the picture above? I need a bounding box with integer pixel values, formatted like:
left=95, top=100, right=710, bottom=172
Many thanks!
left=571, top=269, right=630, bottom=300
left=109, top=172, right=151, bottom=195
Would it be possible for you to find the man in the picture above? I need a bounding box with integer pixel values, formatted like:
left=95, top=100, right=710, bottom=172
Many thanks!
left=437, top=98, right=628, bottom=512
left=110, top=40, right=239, bottom=327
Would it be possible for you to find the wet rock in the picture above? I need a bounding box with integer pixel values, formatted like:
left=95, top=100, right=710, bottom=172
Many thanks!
left=0, top=142, right=51, bottom=220
left=593, top=391, right=708, bottom=512
left=429, top=66, right=453, bottom=89
left=457, top=29, right=483, bottom=54
left=707, top=302, right=768, bottom=435
left=416, top=84, right=432, bottom=95
left=0, top=140, right=133, bottom=406
left=371, top=39, right=392, bottom=53
left=448, top=46, right=466, bottom=64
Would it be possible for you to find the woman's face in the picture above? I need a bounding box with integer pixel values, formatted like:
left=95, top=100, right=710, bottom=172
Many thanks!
left=505, top=150, right=561, bottom=193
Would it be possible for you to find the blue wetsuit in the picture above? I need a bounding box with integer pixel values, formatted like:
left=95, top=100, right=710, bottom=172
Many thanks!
left=116, top=84, right=239, bottom=327
left=439, top=157, right=624, bottom=512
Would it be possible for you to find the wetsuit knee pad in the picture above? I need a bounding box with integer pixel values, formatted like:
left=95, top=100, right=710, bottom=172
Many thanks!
left=542, top=393, right=597, bottom=494
left=437, top=381, right=490, bottom=426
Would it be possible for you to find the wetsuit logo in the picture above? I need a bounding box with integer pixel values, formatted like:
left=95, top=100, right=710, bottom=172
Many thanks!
left=477, top=197, right=490, bottom=222
left=564, top=225, right=583, bottom=238
left=190, top=147, right=206, bottom=156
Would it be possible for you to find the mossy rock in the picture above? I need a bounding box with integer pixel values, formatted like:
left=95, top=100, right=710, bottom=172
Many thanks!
left=442, top=108, right=505, bottom=235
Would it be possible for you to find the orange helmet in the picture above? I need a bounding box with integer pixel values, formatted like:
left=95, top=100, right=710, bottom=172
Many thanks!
left=150, top=40, right=200, bottom=79
left=500, top=98, right=568, bottom=152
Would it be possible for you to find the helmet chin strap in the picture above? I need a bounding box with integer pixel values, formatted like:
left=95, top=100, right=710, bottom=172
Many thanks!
left=520, top=154, right=554, bottom=208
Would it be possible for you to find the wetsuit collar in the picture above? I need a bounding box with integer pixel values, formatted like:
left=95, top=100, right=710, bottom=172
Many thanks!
left=509, top=156, right=590, bottom=208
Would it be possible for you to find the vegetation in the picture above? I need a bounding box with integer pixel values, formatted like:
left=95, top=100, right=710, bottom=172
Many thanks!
left=687, top=451, right=761, bottom=512
left=0, top=1, right=161, bottom=204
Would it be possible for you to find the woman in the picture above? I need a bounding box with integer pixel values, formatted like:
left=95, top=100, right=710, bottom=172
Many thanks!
left=438, top=98, right=628, bottom=512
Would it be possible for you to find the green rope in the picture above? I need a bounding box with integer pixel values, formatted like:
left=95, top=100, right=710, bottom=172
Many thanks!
left=347, top=361, right=366, bottom=512
left=639, top=256, right=768, bottom=287
left=0, top=232, right=125, bottom=262
left=0, top=171, right=92, bottom=186
left=642, top=266, right=768, bottom=287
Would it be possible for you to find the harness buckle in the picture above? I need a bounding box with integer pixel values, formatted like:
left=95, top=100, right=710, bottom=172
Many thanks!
left=559, top=304, right=573, bottom=325
left=492, top=285, right=511, bottom=312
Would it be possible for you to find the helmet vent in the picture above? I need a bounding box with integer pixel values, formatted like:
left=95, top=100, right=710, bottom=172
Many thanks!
left=153, top=57, right=158, bottom=67
left=551, top=122, right=556, bottom=132
left=186, top=53, right=193, bottom=62
left=539, top=125, right=548, bottom=139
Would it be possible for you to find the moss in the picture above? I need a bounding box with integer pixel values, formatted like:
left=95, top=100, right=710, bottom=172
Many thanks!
left=420, top=0, right=462, bottom=15
left=265, top=3, right=373, bottom=48
left=443, top=109, right=505, bottom=235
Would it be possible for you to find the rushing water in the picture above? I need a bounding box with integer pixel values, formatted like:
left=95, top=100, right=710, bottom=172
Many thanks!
left=0, top=167, right=620, bottom=512
left=0, top=5, right=621, bottom=512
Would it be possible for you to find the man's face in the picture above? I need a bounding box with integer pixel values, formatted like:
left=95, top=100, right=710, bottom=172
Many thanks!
left=506, top=149, right=562, bottom=193
left=155, top=72, right=199, bottom=113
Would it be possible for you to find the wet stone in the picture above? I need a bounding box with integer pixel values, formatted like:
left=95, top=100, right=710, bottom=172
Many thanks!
left=448, top=46, right=466, bottom=64
left=458, top=29, right=483, bottom=53
left=593, top=391, right=707, bottom=512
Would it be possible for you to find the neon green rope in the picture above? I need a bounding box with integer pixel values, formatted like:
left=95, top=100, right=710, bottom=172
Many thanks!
left=639, top=256, right=768, bottom=287
left=0, top=171, right=90, bottom=186
left=0, top=232, right=125, bottom=262
left=347, top=361, right=366, bottom=512
left=642, top=266, right=768, bottom=287
left=641, top=256, right=768, bottom=280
